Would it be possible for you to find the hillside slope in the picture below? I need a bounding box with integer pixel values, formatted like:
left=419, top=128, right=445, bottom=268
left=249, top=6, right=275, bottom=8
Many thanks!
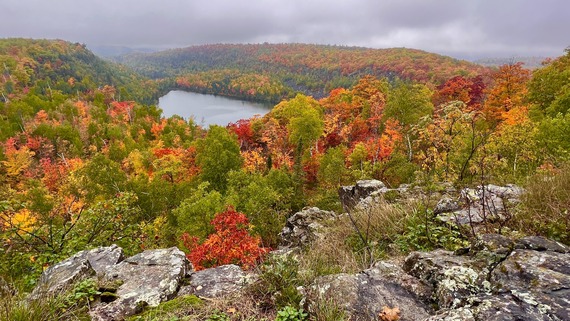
left=0, top=38, right=156, bottom=104
left=115, top=43, right=490, bottom=102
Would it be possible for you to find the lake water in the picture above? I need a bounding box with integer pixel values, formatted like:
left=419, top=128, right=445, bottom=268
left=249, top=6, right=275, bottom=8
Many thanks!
left=158, top=90, right=272, bottom=126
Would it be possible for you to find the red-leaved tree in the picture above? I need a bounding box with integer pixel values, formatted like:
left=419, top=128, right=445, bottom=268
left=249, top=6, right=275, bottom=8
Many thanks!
left=181, top=208, right=270, bottom=270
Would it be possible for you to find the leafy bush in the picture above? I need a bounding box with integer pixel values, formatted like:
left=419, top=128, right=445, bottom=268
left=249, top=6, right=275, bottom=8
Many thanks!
left=59, top=278, right=101, bottom=311
left=276, top=306, right=308, bottom=321
left=181, top=208, right=270, bottom=270
left=206, top=311, right=230, bottom=321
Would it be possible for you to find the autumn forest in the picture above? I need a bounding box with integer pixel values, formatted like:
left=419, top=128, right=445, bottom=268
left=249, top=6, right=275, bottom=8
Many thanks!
left=1, top=38, right=570, bottom=299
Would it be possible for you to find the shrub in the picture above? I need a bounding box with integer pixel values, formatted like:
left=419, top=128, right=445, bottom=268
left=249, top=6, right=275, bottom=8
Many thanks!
left=276, top=306, right=308, bottom=321
left=206, top=311, right=230, bottom=321
left=181, top=208, right=270, bottom=270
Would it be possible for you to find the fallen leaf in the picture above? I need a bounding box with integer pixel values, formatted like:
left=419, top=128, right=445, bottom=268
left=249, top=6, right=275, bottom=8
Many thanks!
left=378, top=306, right=400, bottom=321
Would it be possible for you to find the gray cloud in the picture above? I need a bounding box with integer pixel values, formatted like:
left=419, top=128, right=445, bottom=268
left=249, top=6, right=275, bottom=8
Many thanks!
left=0, top=0, right=567, bottom=59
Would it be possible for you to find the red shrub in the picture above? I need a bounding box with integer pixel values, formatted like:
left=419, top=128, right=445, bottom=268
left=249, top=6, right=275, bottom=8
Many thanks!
left=181, top=208, right=270, bottom=270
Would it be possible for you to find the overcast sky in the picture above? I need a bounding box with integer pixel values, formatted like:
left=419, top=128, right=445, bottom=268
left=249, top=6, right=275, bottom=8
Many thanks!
left=0, top=0, right=567, bottom=59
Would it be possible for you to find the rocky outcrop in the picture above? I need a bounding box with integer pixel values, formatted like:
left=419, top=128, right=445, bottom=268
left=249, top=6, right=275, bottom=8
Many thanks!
left=178, top=264, right=253, bottom=298
left=89, top=247, right=190, bottom=321
left=309, top=261, right=432, bottom=321
left=435, top=184, right=523, bottom=225
left=308, top=234, right=570, bottom=321
left=279, top=207, right=337, bottom=248
left=339, top=180, right=387, bottom=211
left=30, top=245, right=260, bottom=321
left=30, top=244, right=124, bottom=299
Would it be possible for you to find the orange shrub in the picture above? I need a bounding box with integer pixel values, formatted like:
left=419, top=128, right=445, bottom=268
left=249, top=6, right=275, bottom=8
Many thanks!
left=181, top=208, right=270, bottom=270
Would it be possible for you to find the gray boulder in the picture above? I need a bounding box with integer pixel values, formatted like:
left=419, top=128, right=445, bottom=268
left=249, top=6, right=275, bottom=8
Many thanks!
left=515, top=235, right=570, bottom=253
left=404, top=249, right=492, bottom=309
left=491, top=249, right=570, bottom=320
left=90, top=247, right=190, bottom=321
left=425, top=293, right=559, bottom=321
left=178, top=264, right=253, bottom=298
left=30, top=245, right=123, bottom=299
left=433, top=196, right=461, bottom=215
left=308, top=261, right=432, bottom=321
left=339, top=180, right=386, bottom=211
left=404, top=234, right=570, bottom=321
left=436, top=184, right=523, bottom=225
left=279, top=207, right=337, bottom=248
left=308, top=234, right=570, bottom=321
left=85, top=244, right=125, bottom=275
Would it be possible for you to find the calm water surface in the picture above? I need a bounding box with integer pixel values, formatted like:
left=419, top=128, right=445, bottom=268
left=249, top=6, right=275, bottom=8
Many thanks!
left=158, top=90, right=272, bottom=126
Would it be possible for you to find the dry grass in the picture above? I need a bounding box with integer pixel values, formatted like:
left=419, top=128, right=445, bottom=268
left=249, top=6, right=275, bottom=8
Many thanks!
left=514, top=164, right=570, bottom=244
left=350, top=199, right=417, bottom=244
left=297, top=220, right=363, bottom=283
left=0, top=292, right=89, bottom=321
left=129, top=293, right=275, bottom=321
left=297, top=198, right=418, bottom=282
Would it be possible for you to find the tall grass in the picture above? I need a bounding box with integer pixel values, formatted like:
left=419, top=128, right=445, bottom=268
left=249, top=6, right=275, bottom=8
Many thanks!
left=0, top=292, right=89, bottom=321
left=515, top=164, right=570, bottom=244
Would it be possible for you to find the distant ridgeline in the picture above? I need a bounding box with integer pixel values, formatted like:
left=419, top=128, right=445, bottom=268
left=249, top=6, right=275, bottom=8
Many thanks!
left=0, top=38, right=157, bottom=105
left=113, top=43, right=490, bottom=103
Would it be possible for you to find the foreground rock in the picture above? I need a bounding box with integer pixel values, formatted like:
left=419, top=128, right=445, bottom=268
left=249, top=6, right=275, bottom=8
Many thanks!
left=308, top=234, right=570, bottom=321
left=279, top=207, right=337, bottom=248
left=408, top=235, right=569, bottom=321
left=178, top=264, right=252, bottom=298
left=309, top=261, right=432, bottom=320
left=90, top=247, right=190, bottom=321
left=30, top=244, right=124, bottom=299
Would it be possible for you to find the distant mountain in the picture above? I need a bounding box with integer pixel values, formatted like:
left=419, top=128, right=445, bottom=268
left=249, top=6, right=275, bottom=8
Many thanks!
left=114, top=43, right=490, bottom=102
left=88, top=45, right=162, bottom=58
left=473, top=57, right=550, bottom=69
left=0, top=38, right=156, bottom=103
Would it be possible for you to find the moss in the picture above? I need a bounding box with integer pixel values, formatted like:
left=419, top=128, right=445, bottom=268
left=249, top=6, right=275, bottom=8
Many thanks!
left=98, top=278, right=124, bottom=292
left=127, top=295, right=202, bottom=320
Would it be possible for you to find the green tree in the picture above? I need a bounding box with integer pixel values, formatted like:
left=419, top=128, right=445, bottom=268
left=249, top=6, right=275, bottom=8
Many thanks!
left=528, top=49, right=570, bottom=117
left=171, top=182, right=225, bottom=241
left=75, top=154, right=127, bottom=202
left=226, top=170, right=285, bottom=247
left=196, top=125, right=243, bottom=192
left=383, top=80, right=433, bottom=161
left=318, top=146, right=347, bottom=188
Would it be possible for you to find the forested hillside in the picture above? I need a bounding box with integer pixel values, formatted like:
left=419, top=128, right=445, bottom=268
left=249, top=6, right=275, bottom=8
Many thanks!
left=115, top=43, right=489, bottom=102
left=1, top=39, right=570, bottom=319
left=0, top=39, right=158, bottom=105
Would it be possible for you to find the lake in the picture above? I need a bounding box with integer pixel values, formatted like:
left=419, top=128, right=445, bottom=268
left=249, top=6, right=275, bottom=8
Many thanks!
left=158, top=90, right=272, bottom=126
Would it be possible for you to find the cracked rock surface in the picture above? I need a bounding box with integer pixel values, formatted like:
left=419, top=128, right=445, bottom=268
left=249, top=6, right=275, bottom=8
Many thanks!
left=309, top=234, right=570, bottom=321
left=90, top=247, right=190, bottom=321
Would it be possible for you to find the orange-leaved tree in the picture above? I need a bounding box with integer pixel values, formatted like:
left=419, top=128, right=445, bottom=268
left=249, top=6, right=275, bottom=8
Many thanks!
left=181, top=208, right=270, bottom=270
